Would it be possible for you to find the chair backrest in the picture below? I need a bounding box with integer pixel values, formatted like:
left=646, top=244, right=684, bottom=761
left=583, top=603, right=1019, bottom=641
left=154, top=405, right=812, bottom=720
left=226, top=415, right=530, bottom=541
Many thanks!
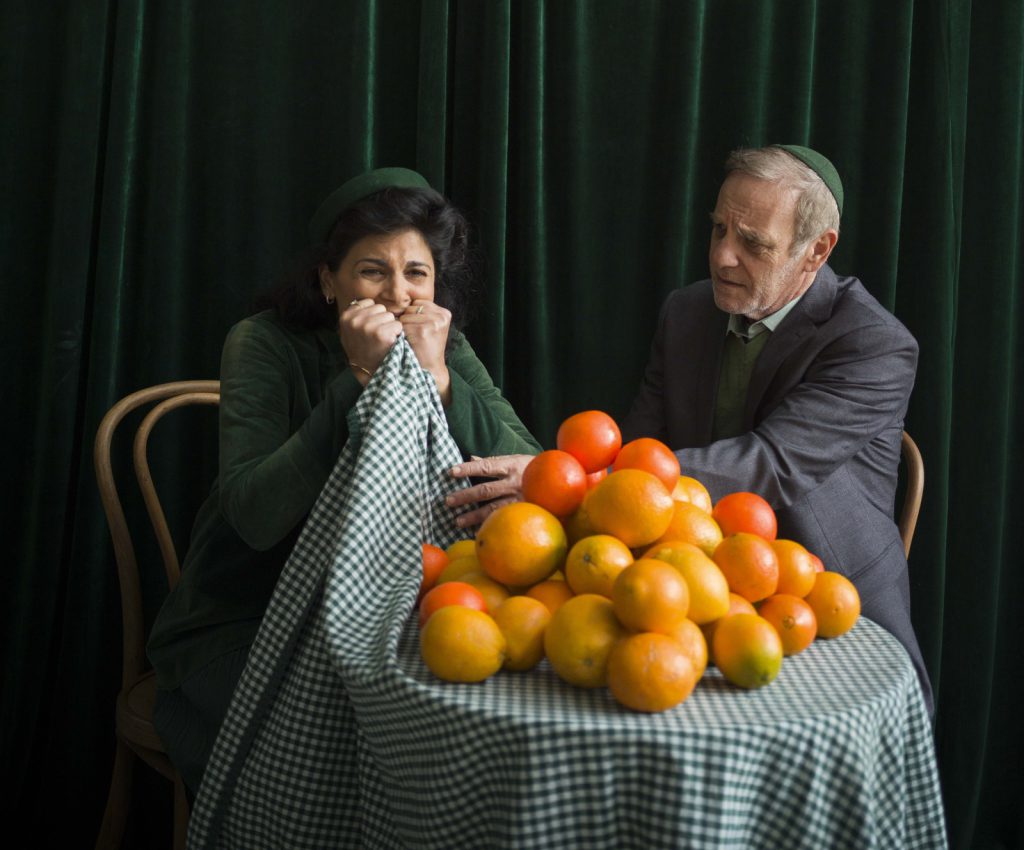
left=898, top=431, right=924, bottom=558
left=94, top=381, right=220, bottom=690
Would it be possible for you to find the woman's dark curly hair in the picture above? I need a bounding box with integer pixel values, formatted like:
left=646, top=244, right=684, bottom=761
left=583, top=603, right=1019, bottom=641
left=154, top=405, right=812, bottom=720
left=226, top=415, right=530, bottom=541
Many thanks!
left=256, top=187, right=478, bottom=336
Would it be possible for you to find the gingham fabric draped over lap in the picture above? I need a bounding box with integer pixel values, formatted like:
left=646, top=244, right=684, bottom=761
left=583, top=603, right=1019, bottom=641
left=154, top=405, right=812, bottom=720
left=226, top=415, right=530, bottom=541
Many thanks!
left=187, top=337, right=469, bottom=848
left=187, top=336, right=947, bottom=850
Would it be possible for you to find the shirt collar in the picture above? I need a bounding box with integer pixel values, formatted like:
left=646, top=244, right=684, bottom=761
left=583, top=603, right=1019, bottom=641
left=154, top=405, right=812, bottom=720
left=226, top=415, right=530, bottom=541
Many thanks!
left=726, top=294, right=804, bottom=339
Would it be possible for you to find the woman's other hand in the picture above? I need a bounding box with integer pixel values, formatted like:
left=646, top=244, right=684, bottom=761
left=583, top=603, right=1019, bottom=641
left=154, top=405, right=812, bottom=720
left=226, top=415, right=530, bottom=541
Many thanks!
left=338, top=298, right=403, bottom=384
left=446, top=454, right=534, bottom=528
left=401, top=299, right=452, bottom=404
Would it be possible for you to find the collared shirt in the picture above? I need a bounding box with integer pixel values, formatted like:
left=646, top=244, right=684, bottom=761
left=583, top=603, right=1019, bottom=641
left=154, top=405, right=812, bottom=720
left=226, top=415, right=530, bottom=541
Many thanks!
left=713, top=295, right=804, bottom=440
left=725, top=294, right=804, bottom=341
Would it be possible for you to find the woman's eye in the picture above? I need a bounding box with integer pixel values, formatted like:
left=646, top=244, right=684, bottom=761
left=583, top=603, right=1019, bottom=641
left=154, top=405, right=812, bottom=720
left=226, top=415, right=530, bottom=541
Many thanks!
left=360, top=268, right=384, bottom=277
left=407, top=268, right=428, bottom=278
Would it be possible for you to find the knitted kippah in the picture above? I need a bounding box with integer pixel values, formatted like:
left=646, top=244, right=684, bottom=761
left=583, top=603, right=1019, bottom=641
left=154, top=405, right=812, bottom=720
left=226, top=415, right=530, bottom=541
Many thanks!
left=774, top=145, right=843, bottom=216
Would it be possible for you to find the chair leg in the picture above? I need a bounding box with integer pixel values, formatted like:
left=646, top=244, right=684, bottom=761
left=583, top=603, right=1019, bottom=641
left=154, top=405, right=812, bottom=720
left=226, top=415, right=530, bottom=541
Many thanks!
left=172, top=773, right=189, bottom=850
left=95, top=740, right=134, bottom=849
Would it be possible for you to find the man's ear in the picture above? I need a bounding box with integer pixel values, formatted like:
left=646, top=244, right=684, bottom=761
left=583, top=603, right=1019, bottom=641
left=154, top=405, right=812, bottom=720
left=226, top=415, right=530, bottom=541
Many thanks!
left=803, top=229, right=838, bottom=273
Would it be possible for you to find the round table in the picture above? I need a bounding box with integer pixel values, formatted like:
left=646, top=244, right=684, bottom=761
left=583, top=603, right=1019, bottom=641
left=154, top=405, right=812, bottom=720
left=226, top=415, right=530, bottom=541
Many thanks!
left=339, top=616, right=947, bottom=849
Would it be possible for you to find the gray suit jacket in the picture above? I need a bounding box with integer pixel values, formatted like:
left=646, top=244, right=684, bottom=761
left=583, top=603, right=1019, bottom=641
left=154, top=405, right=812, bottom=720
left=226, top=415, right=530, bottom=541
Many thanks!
left=622, top=264, right=932, bottom=712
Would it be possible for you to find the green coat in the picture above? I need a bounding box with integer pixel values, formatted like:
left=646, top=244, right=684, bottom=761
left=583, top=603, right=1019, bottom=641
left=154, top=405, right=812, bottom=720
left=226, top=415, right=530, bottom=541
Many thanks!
left=148, top=310, right=540, bottom=689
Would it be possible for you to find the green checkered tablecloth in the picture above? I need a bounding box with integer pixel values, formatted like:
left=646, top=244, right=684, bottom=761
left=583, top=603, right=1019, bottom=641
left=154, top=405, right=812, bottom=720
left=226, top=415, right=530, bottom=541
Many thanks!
left=187, top=338, right=947, bottom=849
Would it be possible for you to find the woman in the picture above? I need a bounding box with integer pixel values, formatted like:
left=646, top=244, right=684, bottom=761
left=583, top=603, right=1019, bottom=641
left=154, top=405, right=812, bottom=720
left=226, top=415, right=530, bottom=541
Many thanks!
left=147, top=167, right=539, bottom=796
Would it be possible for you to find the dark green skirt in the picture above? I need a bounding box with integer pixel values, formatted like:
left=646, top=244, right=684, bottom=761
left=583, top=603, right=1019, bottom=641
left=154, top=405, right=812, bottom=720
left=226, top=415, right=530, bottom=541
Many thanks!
left=153, top=645, right=251, bottom=796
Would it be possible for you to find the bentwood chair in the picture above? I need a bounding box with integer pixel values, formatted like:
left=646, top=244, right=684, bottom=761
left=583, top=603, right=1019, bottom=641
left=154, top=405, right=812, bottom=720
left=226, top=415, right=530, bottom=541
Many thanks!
left=899, top=431, right=924, bottom=558
left=94, top=381, right=220, bottom=850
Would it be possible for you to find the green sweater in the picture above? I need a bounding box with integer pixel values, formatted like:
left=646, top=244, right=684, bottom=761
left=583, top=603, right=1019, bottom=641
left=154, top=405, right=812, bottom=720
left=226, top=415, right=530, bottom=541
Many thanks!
left=147, top=310, right=540, bottom=689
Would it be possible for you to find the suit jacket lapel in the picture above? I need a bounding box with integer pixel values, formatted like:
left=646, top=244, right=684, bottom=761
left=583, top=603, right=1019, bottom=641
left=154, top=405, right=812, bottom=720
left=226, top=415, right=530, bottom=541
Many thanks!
left=743, top=265, right=838, bottom=428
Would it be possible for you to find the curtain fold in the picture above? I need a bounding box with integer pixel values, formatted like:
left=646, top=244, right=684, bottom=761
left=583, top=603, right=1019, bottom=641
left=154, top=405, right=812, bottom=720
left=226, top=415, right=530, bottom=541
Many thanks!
left=449, top=0, right=514, bottom=382
left=1, top=0, right=118, bottom=829
left=937, top=4, right=1024, bottom=847
left=3, top=2, right=1021, bottom=848
left=416, top=0, right=452, bottom=187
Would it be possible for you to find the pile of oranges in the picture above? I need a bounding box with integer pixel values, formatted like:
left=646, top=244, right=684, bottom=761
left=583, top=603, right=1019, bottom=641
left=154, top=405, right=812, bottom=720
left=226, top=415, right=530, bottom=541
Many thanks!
left=417, top=411, right=862, bottom=713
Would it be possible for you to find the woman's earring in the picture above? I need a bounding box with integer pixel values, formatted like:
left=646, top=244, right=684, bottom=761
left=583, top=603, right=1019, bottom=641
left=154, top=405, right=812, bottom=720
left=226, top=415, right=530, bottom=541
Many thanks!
left=325, top=293, right=335, bottom=305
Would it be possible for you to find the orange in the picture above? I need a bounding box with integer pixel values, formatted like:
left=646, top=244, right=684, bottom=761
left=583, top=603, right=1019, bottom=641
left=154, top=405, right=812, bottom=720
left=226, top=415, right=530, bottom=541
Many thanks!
left=492, top=596, right=551, bottom=671
left=712, top=613, right=783, bottom=689
left=418, top=581, right=488, bottom=627
left=586, top=468, right=608, bottom=489
left=436, top=554, right=483, bottom=584
left=643, top=541, right=730, bottom=624
left=585, top=469, right=674, bottom=549
left=712, top=492, right=778, bottom=540
left=445, top=539, right=477, bottom=561
left=563, top=501, right=598, bottom=546
left=650, top=501, right=724, bottom=556
left=525, top=579, right=575, bottom=615
left=665, top=618, right=709, bottom=678
left=809, top=552, right=825, bottom=573
left=521, top=449, right=588, bottom=518
left=671, top=476, right=713, bottom=513
left=757, top=594, right=817, bottom=655
left=612, top=558, right=690, bottom=633
left=420, top=543, right=449, bottom=600
left=460, top=572, right=511, bottom=615
left=476, top=502, right=568, bottom=587
left=564, top=534, right=634, bottom=598
left=701, top=592, right=757, bottom=651
left=544, top=594, right=627, bottom=688
left=712, top=533, right=779, bottom=602
left=771, top=539, right=818, bottom=598
left=556, top=410, right=622, bottom=474
left=612, top=437, right=681, bottom=491
left=420, top=606, right=506, bottom=682
left=607, top=633, right=700, bottom=712
left=804, top=572, right=860, bottom=638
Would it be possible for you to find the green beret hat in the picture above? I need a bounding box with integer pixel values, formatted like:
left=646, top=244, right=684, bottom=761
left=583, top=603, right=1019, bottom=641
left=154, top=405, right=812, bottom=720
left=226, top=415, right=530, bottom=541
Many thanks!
left=774, top=144, right=844, bottom=216
left=308, top=166, right=432, bottom=243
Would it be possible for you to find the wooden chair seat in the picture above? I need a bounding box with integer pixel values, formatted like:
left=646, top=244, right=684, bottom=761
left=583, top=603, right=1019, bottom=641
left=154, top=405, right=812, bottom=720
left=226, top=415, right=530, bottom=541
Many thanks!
left=116, top=672, right=169, bottom=758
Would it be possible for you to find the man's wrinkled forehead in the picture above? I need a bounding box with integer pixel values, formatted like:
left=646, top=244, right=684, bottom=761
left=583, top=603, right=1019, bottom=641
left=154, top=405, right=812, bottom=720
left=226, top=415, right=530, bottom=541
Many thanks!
left=714, top=173, right=799, bottom=241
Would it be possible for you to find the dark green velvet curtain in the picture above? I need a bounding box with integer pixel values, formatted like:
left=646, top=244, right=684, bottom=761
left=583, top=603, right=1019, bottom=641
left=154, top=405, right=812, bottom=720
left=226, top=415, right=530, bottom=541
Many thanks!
left=3, top=1, right=1021, bottom=847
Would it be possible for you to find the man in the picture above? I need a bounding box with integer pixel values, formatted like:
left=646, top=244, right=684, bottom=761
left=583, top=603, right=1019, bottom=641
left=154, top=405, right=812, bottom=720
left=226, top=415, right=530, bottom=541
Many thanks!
left=621, top=144, right=933, bottom=715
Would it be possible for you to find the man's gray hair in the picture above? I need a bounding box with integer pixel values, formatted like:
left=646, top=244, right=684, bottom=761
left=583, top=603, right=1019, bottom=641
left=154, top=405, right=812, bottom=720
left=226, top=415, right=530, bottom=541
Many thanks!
left=725, top=147, right=840, bottom=254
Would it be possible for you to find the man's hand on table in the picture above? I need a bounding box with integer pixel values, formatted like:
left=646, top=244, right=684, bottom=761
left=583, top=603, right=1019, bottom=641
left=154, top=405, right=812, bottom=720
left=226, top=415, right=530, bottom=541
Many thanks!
left=446, top=454, right=534, bottom=528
